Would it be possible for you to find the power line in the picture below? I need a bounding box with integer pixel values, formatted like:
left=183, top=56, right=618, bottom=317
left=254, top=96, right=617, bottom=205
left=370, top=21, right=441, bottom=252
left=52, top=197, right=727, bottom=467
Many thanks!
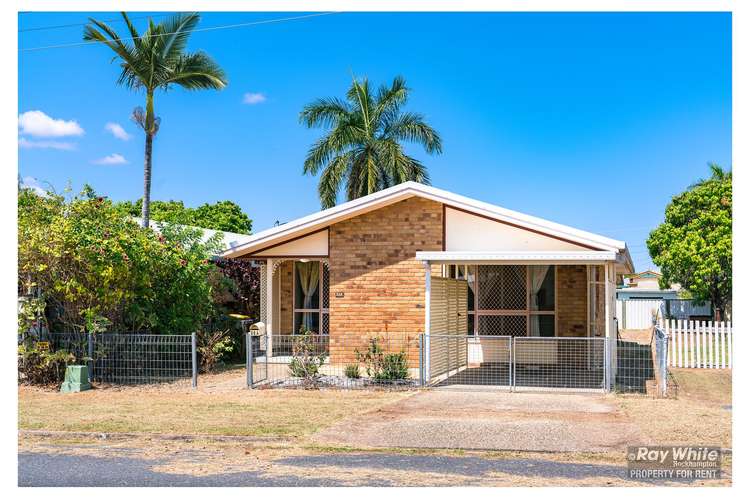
left=19, top=13, right=170, bottom=33
left=19, top=12, right=342, bottom=52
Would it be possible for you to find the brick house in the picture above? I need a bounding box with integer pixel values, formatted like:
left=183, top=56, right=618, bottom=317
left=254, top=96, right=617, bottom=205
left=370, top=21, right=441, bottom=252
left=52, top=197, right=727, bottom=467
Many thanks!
left=223, top=182, right=634, bottom=389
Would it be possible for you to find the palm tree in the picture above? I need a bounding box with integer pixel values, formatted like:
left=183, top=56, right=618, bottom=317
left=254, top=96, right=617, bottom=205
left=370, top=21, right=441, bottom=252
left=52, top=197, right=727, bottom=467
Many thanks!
left=300, top=76, right=442, bottom=208
left=691, top=162, right=732, bottom=187
left=84, top=12, right=227, bottom=227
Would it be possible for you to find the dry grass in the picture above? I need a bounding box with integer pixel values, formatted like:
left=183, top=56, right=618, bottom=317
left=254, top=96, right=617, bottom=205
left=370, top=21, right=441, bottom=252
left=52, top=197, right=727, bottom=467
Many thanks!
left=617, top=368, right=732, bottom=448
left=18, top=384, right=408, bottom=438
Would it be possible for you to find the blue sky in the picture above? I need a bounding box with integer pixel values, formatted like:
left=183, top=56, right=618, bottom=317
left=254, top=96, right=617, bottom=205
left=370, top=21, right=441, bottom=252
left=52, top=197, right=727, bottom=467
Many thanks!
left=18, top=12, right=731, bottom=270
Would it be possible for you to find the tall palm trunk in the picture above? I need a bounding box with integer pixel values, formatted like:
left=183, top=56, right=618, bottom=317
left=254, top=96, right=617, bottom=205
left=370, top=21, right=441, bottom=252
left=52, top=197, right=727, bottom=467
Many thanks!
left=141, top=131, right=153, bottom=228
left=141, top=90, right=155, bottom=228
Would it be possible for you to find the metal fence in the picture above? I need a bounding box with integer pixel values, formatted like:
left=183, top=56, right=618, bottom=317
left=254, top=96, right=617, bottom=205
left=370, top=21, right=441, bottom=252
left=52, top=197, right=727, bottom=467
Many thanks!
left=247, top=333, right=421, bottom=389
left=615, top=327, right=670, bottom=396
left=247, top=333, right=609, bottom=392
left=513, top=337, right=607, bottom=391
left=37, top=332, right=197, bottom=386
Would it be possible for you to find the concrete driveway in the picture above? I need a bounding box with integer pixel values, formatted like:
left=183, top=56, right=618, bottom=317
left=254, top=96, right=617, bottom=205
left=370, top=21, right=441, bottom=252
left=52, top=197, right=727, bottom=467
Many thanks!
left=313, top=389, right=643, bottom=452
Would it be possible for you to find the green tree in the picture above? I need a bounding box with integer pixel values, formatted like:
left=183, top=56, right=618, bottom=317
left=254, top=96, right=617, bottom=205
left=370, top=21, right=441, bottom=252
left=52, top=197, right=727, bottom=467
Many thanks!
left=116, top=199, right=252, bottom=233
left=18, top=186, right=222, bottom=334
left=647, top=163, right=732, bottom=319
left=300, top=75, right=442, bottom=208
left=84, top=12, right=227, bottom=228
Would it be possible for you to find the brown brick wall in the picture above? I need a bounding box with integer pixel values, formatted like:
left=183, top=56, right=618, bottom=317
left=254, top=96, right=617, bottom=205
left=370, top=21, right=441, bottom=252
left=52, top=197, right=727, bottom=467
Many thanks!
left=327, top=197, right=443, bottom=364
left=557, top=265, right=588, bottom=337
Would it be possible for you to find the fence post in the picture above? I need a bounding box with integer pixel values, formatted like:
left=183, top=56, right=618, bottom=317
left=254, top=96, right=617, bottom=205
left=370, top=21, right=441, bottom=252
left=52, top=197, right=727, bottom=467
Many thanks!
left=191, top=332, right=198, bottom=388
left=418, top=334, right=424, bottom=386
left=246, top=332, right=254, bottom=388
left=87, top=332, right=94, bottom=382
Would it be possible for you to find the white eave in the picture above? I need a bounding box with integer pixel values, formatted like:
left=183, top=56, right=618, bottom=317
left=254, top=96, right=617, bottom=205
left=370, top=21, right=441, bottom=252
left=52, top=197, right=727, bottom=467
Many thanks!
left=223, top=181, right=632, bottom=268
left=416, top=250, right=618, bottom=265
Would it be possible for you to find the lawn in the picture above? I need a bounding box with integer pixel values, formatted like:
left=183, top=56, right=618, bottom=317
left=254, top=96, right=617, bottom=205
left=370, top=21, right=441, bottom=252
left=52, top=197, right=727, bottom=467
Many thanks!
left=18, top=380, right=408, bottom=438
left=617, top=368, right=732, bottom=449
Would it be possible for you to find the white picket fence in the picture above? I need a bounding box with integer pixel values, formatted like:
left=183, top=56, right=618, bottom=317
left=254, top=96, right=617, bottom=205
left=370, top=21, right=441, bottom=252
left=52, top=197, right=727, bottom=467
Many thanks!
left=662, top=320, right=733, bottom=369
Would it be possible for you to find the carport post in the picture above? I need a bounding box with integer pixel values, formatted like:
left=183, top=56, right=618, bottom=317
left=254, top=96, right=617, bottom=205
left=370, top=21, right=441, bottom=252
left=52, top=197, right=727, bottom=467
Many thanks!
left=418, top=334, right=424, bottom=386
left=423, top=261, right=431, bottom=382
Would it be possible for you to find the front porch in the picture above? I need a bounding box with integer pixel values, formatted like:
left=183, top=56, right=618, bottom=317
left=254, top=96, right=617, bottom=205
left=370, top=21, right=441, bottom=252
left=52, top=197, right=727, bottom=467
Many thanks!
left=248, top=255, right=620, bottom=391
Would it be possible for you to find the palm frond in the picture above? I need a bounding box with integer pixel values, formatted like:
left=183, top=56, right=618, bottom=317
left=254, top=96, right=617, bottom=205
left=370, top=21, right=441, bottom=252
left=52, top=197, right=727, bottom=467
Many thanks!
left=158, top=12, right=201, bottom=62
left=299, top=97, right=351, bottom=128
left=383, top=112, right=442, bottom=154
left=373, top=76, right=408, bottom=126
left=317, top=152, right=352, bottom=209
left=164, top=51, right=227, bottom=90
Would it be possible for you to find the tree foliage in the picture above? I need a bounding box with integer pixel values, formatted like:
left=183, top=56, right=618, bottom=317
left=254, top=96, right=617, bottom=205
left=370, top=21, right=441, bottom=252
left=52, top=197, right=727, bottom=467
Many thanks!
left=300, top=75, right=442, bottom=208
left=18, top=186, right=224, bottom=334
left=116, top=198, right=252, bottom=234
left=647, top=164, right=732, bottom=318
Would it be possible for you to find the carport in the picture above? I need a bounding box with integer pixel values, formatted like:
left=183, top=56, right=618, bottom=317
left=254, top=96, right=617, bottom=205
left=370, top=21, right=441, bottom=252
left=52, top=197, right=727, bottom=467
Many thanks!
left=417, top=251, right=627, bottom=392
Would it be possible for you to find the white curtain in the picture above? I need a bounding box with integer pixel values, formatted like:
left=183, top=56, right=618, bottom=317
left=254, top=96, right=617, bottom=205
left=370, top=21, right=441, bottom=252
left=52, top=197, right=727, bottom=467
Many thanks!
left=529, top=265, right=550, bottom=336
left=296, top=262, right=320, bottom=332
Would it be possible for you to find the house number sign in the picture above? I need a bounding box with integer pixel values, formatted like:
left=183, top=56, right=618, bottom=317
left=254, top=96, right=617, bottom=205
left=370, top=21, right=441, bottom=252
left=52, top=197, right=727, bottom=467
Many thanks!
left=335, top=292, right=344, bottom=298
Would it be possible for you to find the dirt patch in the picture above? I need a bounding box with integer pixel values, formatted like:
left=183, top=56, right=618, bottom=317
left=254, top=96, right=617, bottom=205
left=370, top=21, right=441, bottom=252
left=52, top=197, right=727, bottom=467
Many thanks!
left=617, top=368, right=732, bottom=448
left=19, top=384, right=407, bottom=438
left=313, top=390, right=643, bottom=452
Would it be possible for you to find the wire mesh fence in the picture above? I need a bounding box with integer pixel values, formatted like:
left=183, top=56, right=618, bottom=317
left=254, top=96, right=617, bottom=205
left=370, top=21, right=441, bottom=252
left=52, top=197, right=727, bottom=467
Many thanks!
left=615, top=327, right=671, bottom=396
left=247, top=333, right=421, bottom=389
left=247, top=333, right=612, bottom=392
left=428, top=335, right=512, bottom=387
left=514, top=337, right=607, bottom=391
left=37, top=332, right=196, bottom=385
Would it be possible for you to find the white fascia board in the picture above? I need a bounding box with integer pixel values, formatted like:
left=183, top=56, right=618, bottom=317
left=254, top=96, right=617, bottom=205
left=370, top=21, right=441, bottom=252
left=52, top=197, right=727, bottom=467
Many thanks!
left=415, top=250, right=618, bottom=264
left=223, top=181, right=628, bottom=258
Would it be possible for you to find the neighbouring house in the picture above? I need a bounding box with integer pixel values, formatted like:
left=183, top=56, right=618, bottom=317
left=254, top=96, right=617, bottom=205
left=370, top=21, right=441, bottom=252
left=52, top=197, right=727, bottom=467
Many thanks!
left=617, top=270, right=680, bottom=301
left=616, top=270, right=712, bottom=327
left=223, top=182, right=634, bottom=388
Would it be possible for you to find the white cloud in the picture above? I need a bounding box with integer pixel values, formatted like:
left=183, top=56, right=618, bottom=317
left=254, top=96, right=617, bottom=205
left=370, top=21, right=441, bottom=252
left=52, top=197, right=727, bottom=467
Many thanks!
left=18, top=137, right=76, bottom=150
left=242, top=92, right=267, bottom=105
left=92, top=153, right=128, bottom=165
left=20, top=176, right=48, bottom=196
left=105, top=122, right=132, bottom=141
left=18, top=110, right=84, bottom=137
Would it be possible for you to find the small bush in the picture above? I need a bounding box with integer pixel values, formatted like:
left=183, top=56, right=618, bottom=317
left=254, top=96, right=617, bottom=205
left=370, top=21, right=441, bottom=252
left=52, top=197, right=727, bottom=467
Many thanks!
left=18, top=345, right=75, bottom=386
left=288, top=328, right=326, bottom=387
left=196, top=329, right=234, bottom=373
left=375, top=352, right=409, bottom=381
left=344, top=364, right=360, bottom=379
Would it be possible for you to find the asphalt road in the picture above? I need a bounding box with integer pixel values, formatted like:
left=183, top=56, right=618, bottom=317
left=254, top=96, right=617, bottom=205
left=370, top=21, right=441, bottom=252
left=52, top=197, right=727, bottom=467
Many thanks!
left=18, top=451, right=688, bottom=487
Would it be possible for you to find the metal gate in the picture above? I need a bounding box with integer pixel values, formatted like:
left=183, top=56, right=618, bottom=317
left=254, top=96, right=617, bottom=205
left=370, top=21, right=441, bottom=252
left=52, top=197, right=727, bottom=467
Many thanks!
left=246, top=333, right=267, bottom=386
left=425, top=335, right=608, bottom=392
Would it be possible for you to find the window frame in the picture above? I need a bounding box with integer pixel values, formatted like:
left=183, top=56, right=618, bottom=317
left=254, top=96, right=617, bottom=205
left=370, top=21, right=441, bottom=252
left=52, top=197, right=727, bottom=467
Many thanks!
left=445, top=264, right=557, bottom=337
left=292, top=260, right=330, bottom=334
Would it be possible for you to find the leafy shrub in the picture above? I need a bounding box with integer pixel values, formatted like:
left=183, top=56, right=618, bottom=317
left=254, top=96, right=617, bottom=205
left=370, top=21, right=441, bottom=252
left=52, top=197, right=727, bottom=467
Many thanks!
left=196, top=329, right=234, bottom=373
left=344, top=364, right=360, bottom=379
left=355, top=337, right=410, bottom=381
left=18, top=186, right=222, bottom=334
left=376, top=352, right=409, bottom=381
left=288, top=328, right=326, bottom=387
left=355, top=337, right=385, bottom=378
left=18, top=345, right=75, bottom=386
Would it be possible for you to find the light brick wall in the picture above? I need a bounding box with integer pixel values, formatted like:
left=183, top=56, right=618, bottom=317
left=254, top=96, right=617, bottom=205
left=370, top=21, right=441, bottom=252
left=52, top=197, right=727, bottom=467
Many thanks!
left=328, top=197, right=443, bottom=364
left=557, top=265, right=588, bottom=337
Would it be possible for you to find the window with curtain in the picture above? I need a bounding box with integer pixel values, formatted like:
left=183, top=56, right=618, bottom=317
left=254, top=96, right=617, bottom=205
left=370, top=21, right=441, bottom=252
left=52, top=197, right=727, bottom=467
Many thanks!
left=293, top=261, right=329, bottom=334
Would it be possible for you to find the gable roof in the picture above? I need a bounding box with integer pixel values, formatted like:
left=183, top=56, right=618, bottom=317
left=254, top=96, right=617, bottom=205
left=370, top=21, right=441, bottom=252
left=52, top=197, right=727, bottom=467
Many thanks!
left=222, top=181, right=633, bottom=269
